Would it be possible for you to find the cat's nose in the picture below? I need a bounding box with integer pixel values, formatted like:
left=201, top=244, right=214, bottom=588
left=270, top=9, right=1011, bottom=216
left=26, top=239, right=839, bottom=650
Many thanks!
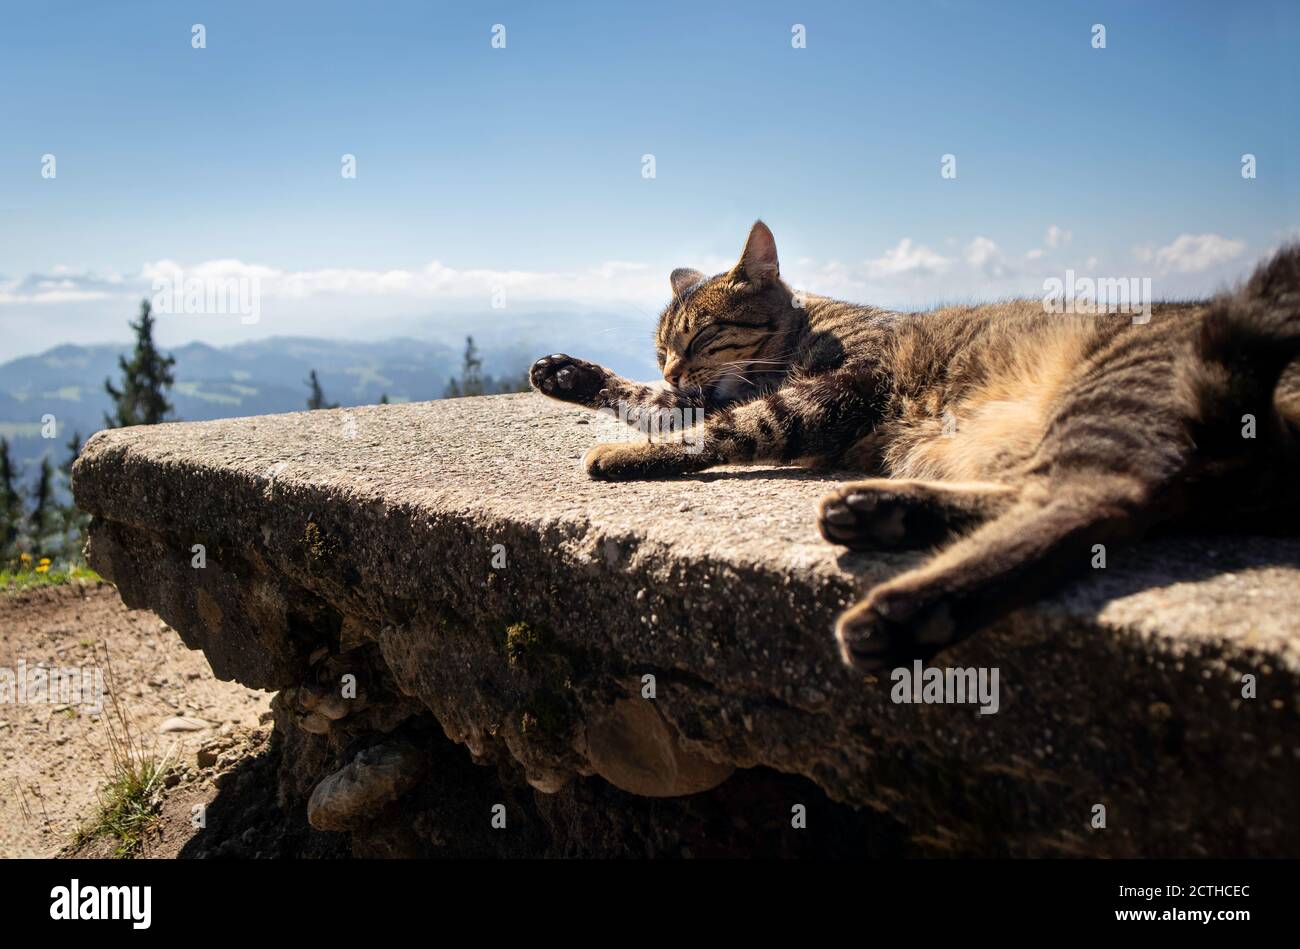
left=663, top=360, right=685, bottom=389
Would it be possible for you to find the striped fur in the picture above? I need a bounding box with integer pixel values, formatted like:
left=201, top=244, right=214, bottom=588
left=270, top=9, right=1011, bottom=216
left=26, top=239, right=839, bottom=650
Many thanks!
left=531, top=222, right=1300, bottom=670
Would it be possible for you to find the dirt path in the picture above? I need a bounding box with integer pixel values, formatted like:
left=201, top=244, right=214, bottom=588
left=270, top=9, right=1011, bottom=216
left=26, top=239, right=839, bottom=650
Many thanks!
left=0, top=582, right=272, bottom=857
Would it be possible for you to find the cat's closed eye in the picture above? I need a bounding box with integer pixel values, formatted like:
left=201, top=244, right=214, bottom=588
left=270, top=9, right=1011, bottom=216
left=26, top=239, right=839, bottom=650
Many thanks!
left=685, top=327, right=721, bottom=356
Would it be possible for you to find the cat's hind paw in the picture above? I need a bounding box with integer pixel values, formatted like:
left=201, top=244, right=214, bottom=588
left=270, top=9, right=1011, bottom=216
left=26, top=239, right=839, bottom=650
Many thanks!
left=818, top=480, right=1010, bottom=551
left=820, top=482, right=960, bottom=551
left=530, top=353, right=608, bottom=406
left=834, top=587, right=956, bottom=672
left=818, top=486, right=912, bottom=550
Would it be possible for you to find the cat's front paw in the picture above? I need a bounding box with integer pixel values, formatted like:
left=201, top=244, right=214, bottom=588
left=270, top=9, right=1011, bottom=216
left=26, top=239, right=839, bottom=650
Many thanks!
left=584, top=442, right=692, bottom=480
left=584, top=443, right=650, bottom=480
left=529, top=353, right=608, bottom=405
left=834, top=587, right=956, bottom=672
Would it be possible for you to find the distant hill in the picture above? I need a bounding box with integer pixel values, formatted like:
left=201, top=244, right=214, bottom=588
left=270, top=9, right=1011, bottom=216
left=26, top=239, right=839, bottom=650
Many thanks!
left=0, top=302, right=665, bottom=491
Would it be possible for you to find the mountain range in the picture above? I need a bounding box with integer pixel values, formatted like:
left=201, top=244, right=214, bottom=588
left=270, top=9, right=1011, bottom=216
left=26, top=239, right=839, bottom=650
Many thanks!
left=0, top=329, right=658, bottom=489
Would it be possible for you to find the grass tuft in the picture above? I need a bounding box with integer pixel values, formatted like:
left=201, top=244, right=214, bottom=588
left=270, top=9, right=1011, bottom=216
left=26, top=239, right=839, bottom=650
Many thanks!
left=73, top=758, right=172, bottom=857
left=71, top=644, right=175, bottom=857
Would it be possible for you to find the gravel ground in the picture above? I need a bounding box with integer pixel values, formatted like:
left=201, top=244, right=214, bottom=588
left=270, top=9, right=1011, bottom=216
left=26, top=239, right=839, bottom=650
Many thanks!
left=0, top=581, right=271, bottom=857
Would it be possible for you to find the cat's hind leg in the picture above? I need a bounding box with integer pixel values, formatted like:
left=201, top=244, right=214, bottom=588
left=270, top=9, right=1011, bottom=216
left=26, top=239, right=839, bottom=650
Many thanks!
left=834, top=475, right=1160, bottom=671
left=817, top=479, right=1018, bottom=551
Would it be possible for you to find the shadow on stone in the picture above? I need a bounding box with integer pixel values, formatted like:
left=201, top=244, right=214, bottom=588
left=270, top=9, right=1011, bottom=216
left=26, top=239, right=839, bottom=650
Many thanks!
left=178, top=715, right=910, bottom=859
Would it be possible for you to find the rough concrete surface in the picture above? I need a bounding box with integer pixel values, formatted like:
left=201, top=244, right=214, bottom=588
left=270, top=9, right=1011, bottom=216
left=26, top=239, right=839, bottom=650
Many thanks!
left=72, top=393, right=1300, bottom=856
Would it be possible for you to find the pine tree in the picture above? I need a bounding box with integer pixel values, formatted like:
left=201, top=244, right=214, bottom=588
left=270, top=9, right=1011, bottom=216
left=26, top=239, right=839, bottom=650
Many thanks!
left=104, top=299, right=176, bottom=428
left=378, top=393, right=390, bottom=405
left=28, top=457, right=58, bottom=556
left=443, top=336, right=485, bottom=398
left=0, top=438, right=23, bottom=559
left=460, top=336, right=484, bottom=395
left=306, top=370, right=338, bottom=410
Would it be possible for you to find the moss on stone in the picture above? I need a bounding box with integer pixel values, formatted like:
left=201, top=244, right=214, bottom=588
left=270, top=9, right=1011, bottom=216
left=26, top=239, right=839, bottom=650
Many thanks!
left=304, top=521, right=326, bottom=560
left=504, top=621, right=545, bottom=667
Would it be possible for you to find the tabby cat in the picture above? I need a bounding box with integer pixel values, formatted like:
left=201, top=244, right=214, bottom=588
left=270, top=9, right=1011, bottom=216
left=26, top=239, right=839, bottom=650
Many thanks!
left=530, top=222, right=1300, bottom=670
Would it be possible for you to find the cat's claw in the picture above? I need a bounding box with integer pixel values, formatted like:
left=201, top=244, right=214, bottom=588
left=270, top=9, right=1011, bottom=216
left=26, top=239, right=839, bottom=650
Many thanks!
left=529, top=353, right=608, bottom=404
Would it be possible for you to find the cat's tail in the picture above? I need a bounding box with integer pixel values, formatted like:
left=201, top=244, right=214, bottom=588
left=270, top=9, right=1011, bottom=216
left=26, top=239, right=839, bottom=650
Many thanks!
left=1186, top=243, right=1300, bottom=449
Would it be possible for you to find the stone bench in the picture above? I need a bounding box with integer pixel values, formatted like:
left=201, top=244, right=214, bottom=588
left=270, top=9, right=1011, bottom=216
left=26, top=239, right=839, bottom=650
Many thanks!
left=72, top=393, right=1300, bottom=856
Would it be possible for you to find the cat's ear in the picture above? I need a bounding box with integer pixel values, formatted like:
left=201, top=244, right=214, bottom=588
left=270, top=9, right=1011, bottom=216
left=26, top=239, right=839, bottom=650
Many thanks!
left=736, top=220, right=779, bottom=286
left=670, top=268, right=705, bottom=297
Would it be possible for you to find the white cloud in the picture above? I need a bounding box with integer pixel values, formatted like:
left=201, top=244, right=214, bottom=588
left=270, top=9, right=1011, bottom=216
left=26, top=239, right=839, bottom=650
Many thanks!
left=1150, top=233, right=1246, bottom=273
left=965, top=236, right=1010, bottom=278
left=0, top=268, right=129, bottom=304
left=3, top=257, right=672, bottom=309
left=165, top=257, right=657, bottom=302
left=861, top=238, right=949, bottom=279
left=1045, top=225, right=1072, bottom=249
left=0, top=229, right=1274, bottom=362
left=778, top=239, right=955, bottom=303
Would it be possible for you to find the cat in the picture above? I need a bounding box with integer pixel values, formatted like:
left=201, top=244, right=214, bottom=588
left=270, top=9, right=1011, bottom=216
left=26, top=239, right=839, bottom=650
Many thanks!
left=530, top=221, right=1300, bottom=671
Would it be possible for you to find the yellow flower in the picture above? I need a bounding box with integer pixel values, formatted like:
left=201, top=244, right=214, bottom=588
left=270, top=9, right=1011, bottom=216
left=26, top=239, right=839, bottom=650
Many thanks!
left=39, top=557, right=51, bottom=566
left=20, top=552, right=31, bottom=563
left=35, top=564, right=50, bottom=574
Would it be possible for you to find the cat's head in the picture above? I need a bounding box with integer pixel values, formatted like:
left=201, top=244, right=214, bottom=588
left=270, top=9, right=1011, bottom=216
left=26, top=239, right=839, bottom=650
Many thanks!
left=654, top=221, right=799, bottom=395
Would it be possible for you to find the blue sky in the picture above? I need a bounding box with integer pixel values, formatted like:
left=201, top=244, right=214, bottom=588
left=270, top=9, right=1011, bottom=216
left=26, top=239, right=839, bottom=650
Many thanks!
left=1, top=0, right=1297, bottom=362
